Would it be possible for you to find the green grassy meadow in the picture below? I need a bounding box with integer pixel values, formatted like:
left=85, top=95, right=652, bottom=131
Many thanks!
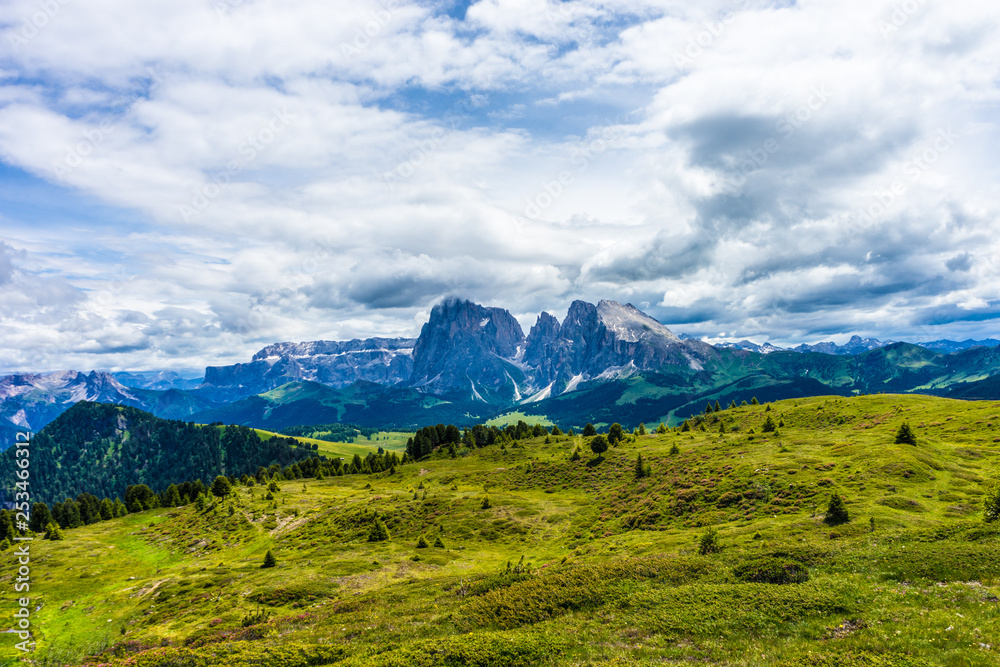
left=4, top=394, right=1000, bottom=666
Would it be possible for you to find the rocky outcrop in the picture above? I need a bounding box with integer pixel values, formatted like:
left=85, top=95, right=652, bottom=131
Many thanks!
left=200, top=337, right=415, bottom=402
left=409, top=298, right=526, bottom=400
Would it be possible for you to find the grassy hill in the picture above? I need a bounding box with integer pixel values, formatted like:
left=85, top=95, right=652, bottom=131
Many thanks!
left=4, top=394, right=1000, bottom=666
left=246, top=427, right=409, bottom=459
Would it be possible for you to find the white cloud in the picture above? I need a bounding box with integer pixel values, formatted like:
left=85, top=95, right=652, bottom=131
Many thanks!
left=0, top=0, right=998, bottom=372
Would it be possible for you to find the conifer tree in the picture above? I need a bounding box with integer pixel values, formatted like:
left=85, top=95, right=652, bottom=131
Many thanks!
left=481, top=496, right=492, bottom=509
left=714, top=401, right=722, bottom=412
left=583, top=423, right=597, bottom=437
left=751, top=397, right=760, bottom=405
left=638, top=423, right=646, bottom=435
left=824, top=493, right=849, bottom=525
left=99, top=498, right=114, bottom=521
left=634, top=454, right=647, bottom=479
left=416, top=535, right=429, bottom=548
left=984, top=483, right=1000, bottom=523
left=44, top=521, right=65, bottom=541
left=762, top=415, right=777, bottom=433
left=262, top=550, right=277, bottom=568
left=656, top=422, right=668, bottom=434
left=729, top=401, right=737, bottom=409
left=705, top=402, right=714, bottom=415
left=680, top=420, right=691, bottom=432
left=608, top=423, right=624, bottom=446
left=669, top=442, right=680, bottom=456
left=368, top=516, right=391, bottom=542
left=433, top=535, right=445, bottom=548
left=719, top=422, right=727, bottom=434
left=894, top=422, right=916, bottom=445
left=29, top=503, right=51, bottom=533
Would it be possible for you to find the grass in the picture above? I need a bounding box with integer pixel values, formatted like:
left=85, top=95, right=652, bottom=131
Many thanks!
left=2, top=393, right=999, bottom=666
left=247, top=428, right=409, bottom=459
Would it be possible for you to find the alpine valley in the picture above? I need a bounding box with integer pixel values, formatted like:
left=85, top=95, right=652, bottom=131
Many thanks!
left=3, top=298, right=1000, bottom=438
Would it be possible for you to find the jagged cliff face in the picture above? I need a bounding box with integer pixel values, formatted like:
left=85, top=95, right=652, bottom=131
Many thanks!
left=409, top=299, right=526, bottom=400
left=521, top=300, right=717, bottom=396
left=200, top=337, right=415, bottom=402
left=0, top=370, right=143, bottom=433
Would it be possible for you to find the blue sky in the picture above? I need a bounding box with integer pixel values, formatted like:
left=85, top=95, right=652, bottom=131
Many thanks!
left=1, top=0, right=999, bottom=374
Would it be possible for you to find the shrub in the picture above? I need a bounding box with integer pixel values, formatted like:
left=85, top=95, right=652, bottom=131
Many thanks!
left=368, top=517, right=391, bottom=542
left=698, top=527, right=720, bottom=554
left=733, top=556, right=809, bottom=584
left=416, top=535, right=429, bottom=548
left=44, top=521, right=65, bottom=541
left=895, top=422, right=917, bottom=445
left=262, top=550, right=277, bottom=568
left=984, top=482, right=1000, bottom=523
left=762, top=415, right=777, bottom=433
left=669, top=442, right=680, bottom=456
left=824, top=494, right=849, bottom=525
left=589, top=435, right=609, bottom=458
left=481, top=496, right=492, bottom=510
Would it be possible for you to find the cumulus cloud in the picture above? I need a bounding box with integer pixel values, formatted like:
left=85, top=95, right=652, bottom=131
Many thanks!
left=0, top=0, right=998, bottom=372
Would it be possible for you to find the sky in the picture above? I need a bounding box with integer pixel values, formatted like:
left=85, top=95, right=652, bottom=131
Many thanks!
left=0, top=0, right=998, bottom=375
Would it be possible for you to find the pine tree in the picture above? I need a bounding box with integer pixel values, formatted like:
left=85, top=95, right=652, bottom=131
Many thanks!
left=669, top=442, right=680, bottom=456
left=634, top=454, right=647, bottom=479
left=719, top=422, right=727, bottom=434
left=729, top=401, right=737, bottom=409
left=570, top=447, right=581, bottom=462
left=680, top=420, right=691, bottom=432
left=29, top=503, right=51, bottom=533
left=705, top=402, right=714, bottom=415
left=99, top=498, right=114, bottom=521
left=762, top=415, right=777, bottom=433
left=656, top=422, right=668, bottom=434
left=262, top=550, right=277, bottom=568
left=368, top=516, right=391, bottom=542
left=608, top=423, right=624, bottom=446
left=764, top=403, right=771, bottom=412
left=751, top=397, right=760, bottom=405
left=433, top=535, right=445, bottom=548
left=894, top=422, right=916, bottom=445
left=698, top=527, right=720, bottom=555
left=416, top=535, right=429, bottom=548
left=714, top=401, right=722, bottom=412
left=983, top=483, right=1000, bottom=523
left=44, top=521, right=65, bottom=541
left=583, top=423, right=597, bottom=437
left=824, top=494, right=849, bottom=525
left=637, top=423, right=646, bottom=435
left=481, top=496, right=492, bottom=509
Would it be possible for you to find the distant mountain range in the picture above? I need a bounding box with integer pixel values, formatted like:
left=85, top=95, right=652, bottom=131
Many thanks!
left=2, top=298, right=999, bottom=437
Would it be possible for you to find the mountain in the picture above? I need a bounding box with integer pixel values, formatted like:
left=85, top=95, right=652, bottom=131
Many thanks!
left=713, top=339, right=786, bottom=354
left=408, top=298, right=527, bottom=401
left=0, top=370, right=144, bottom=435
left=112, top=370, right=203, bottom=391
left=791, top=334, right=894, bottom=355
left=190, top=379, right=494, bottom=431
left=199, top=337, right=416, bottom=402
left=0, top=401, right=321, bottom=504
left=522, top=300, right=716, bottom=398
left=917, top=338, right=1000, bottom=353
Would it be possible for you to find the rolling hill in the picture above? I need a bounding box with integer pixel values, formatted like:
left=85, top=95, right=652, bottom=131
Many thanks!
left=2, top=394, right=998, bottom=666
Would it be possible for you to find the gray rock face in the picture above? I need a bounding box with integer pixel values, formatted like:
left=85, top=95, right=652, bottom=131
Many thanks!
left=0, top=370, right=143, bottom=434
left=523, top=300, right=717, bottom=395
left=409, top=298, right=526, bottom=400
left=793, top=335, right=894, bottom=355
left=200, top=337, right=415, bottom=402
